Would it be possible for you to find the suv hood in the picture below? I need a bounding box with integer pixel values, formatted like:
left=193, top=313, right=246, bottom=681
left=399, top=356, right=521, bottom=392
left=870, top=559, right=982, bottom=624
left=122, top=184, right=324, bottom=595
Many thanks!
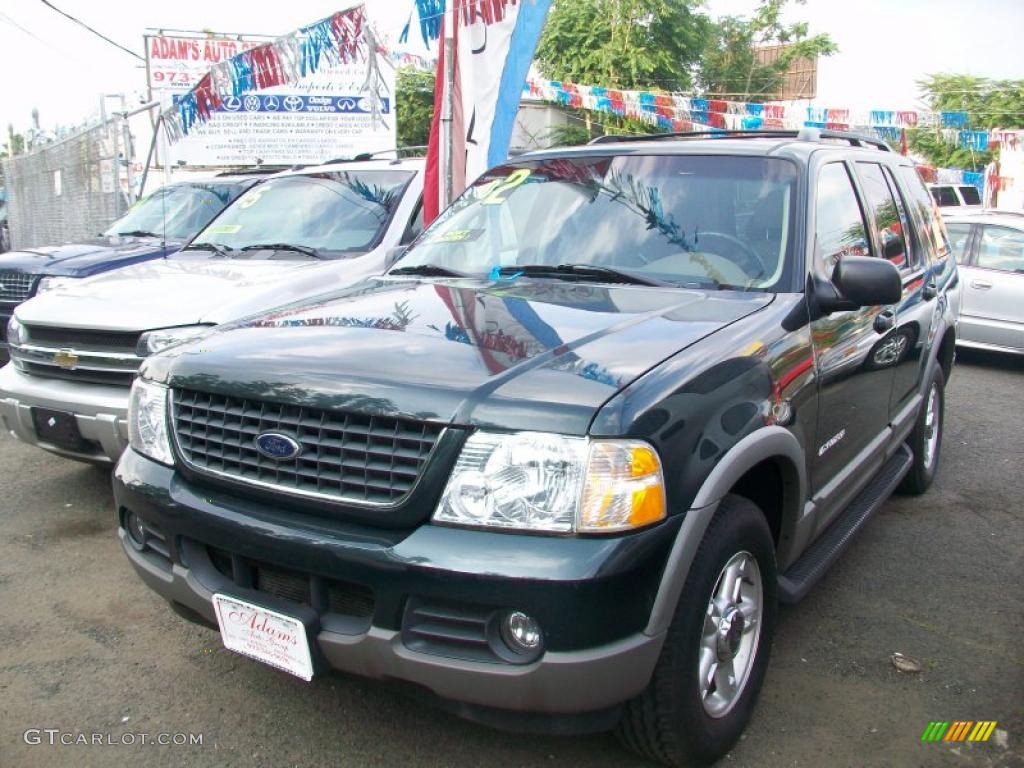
left=15, top=254, right=385, bottom=331
left=148, top=277, right=774, bottom=435
left=0, top=236, right=180, bottom=277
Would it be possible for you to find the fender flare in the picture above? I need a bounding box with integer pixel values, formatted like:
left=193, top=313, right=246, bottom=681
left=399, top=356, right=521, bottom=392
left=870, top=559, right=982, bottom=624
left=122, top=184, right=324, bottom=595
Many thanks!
left=644, top=426, right=806, bottom=637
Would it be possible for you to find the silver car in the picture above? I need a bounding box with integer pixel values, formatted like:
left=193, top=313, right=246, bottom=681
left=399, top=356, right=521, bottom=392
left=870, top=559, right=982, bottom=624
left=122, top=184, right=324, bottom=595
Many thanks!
left=944, top=210, right=1024, bottom=355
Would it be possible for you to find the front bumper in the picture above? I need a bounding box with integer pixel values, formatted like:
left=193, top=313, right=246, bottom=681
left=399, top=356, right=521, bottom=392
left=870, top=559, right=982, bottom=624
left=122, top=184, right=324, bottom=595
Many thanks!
left=114, top=448, right=679, bottom=716
left=0, top=363, right=129, bottom=461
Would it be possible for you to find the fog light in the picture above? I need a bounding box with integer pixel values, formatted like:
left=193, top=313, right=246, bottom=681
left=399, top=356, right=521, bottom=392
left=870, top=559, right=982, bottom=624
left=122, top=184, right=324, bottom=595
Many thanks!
left=124, top=510, right=146, bottom=549
left=502, top=611, right=542, bottom=652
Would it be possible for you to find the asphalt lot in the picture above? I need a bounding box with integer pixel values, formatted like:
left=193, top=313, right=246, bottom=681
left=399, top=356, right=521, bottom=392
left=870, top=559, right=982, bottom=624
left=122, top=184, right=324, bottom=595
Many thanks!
left=0, top=348, right=1021, bottom=768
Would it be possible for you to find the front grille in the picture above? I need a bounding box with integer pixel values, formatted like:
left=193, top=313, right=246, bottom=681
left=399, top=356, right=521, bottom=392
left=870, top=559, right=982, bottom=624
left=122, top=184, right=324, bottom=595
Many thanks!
left=0, top=272, right=34, bottom=301
left=208, top=546, right=375, bottom=619
left=26, top=325, right=141, bottom=353
left=23, top=362, right=135, bottom=387
left=14, top=323, right=144, bottom=386
left=173, top=389, right=443, bottom=505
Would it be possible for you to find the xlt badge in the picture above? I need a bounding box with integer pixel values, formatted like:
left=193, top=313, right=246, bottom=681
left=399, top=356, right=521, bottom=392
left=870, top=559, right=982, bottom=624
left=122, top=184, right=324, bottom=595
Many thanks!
left=818, top=429, right=846, bottom=457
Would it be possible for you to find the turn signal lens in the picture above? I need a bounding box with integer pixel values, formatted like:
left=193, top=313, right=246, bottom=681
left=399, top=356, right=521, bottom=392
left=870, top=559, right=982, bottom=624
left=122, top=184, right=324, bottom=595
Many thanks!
left=579, top=441, right=666, bottom=532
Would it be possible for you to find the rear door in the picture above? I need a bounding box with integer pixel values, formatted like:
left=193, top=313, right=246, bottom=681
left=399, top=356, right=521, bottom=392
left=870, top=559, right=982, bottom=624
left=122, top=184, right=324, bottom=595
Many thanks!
left=960, top=224, right=1024, bottom=352
left=854, top=161, right=936, bottom=412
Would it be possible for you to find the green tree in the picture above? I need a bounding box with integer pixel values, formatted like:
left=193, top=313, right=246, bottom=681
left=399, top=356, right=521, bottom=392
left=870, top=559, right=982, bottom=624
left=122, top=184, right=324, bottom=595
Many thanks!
left=396, top=67, right=435, bottom=148
left=907, top=74, right=1024, bottom=170
left=698, top=0, right=837, bottom=99
left=535, top=0, right=710, bottom=91
left=4, top=125, right=25, bottom=156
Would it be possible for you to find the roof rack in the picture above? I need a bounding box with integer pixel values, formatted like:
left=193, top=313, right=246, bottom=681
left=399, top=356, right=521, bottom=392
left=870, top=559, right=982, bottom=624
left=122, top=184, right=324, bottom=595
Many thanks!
left=322, top=146, right=429, bottom=165
left=588, top=128, right=891, bottom=152
left=213, top=165, right=298, bottom=176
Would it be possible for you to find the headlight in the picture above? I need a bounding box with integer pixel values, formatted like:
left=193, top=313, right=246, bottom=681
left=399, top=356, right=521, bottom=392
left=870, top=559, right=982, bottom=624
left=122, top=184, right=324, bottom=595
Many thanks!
left=136, top=325, right=211, bottom=357
left=128, top=379, right=174, bottom=465
left=36, top=276, right=78, bottom=294
left=433, top=432, right=666, bottom=534
left=6, top=315, right=25, bottom=346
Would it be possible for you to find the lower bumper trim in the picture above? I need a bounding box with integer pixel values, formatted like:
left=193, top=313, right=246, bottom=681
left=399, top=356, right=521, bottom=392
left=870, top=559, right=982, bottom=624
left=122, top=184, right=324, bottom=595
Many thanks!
left=120, top=530, right=666, bottom=715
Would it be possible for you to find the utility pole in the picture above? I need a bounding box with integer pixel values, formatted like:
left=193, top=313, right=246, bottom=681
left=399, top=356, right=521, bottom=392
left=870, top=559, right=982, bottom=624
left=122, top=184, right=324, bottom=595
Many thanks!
left=440, top=5, right=455, bottom=208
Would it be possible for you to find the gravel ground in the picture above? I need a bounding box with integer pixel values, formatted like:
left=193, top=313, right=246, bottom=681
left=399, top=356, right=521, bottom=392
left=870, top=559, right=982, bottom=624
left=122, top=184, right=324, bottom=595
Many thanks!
left=0, top=348, right=1021, bottom=767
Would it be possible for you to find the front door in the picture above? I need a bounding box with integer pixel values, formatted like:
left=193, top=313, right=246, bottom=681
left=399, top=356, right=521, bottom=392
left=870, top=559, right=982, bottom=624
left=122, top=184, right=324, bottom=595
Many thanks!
left=808, top=161, right=896, bottom=527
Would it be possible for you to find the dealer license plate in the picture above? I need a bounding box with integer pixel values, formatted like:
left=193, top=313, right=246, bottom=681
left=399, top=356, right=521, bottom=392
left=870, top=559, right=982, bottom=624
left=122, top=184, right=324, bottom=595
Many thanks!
left=212, top=594, right=314, bottom=681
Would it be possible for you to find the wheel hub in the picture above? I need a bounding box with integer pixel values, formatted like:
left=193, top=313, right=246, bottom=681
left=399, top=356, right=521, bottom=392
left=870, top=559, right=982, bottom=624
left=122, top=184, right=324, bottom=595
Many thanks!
left=716, top=605, right=745, bottom=661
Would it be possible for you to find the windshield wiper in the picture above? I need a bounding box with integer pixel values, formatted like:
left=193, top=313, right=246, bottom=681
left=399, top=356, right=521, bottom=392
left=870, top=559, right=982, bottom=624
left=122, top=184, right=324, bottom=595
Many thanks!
left=182, top=242, right=233, bottom=258
left=499, top=263, right=670, bottom=286
left=240, top=243, right=322, bottom=258
left=389, top=264, right=468, bottom=278
left=116, top=229, right=161, bottom=238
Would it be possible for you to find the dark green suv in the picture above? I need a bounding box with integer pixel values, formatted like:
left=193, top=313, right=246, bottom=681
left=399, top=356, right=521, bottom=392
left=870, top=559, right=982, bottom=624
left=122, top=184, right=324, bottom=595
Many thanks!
left=114, top=130, right=959, bottom=765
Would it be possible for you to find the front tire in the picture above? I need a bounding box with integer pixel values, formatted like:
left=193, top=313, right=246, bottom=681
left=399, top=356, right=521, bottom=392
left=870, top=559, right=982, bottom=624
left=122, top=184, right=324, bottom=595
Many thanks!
left=898, top=366, right=945, bottom=495
left=617, top=495, right=777, bottom=766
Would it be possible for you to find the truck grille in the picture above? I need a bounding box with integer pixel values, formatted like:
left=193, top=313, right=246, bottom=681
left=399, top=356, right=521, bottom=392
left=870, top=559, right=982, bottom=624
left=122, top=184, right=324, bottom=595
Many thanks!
left=172, top=389, right=444, bottom=505
left=0, top=272, right=35, bottom=302
left=12, top=324, right=143, bottom=386
left=27, top=326, right=142, bottom=352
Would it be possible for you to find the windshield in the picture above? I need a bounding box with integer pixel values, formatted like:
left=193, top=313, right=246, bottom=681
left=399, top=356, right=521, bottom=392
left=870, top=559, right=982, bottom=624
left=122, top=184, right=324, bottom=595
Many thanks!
left=104, top=182, right=246, bottom=239
left=397, top=155, right=798, bottom=290
left=189, top=171, right=413, bottom=258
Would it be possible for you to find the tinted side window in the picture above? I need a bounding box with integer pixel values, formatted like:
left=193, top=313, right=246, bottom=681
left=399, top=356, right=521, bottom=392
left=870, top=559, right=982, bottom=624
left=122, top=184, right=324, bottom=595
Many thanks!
left=958, top=186, right=982, bottom=205
left=934, top=186, right=959, bottom=207
left=945, top=223, right=973, bottom=264
left=857, top=162, right=912, bottom=270
left=815, top=163, right=870, bottom=273
left=899, top=167, right=951, bottom=261
left=977, top=225, right=1024, bottom=272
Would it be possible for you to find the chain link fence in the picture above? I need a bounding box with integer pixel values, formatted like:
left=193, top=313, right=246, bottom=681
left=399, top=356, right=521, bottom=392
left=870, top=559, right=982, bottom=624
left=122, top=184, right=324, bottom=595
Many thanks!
left=0, top=118, right=130, bottom=250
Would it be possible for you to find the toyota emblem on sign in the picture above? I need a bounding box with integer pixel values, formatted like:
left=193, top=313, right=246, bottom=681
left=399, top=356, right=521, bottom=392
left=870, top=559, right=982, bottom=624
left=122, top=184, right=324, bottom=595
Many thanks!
left=223, top=96, right=241, bottom=112
left=263, top=95, right=279, bottom=111
left=243, top=95, right=261, bottom=112
left=283, top=96, right=304, bottom=112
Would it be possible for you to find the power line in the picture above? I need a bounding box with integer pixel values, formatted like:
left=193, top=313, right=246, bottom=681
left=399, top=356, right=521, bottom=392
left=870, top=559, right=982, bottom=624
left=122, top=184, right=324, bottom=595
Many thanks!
left=37, top=0, right=143, bottom=61
left=0, top=10, right=91, bottom=66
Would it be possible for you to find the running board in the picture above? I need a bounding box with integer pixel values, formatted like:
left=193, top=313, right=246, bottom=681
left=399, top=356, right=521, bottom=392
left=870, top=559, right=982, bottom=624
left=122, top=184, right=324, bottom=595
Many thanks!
left=778, top=444, right=913, bottom=603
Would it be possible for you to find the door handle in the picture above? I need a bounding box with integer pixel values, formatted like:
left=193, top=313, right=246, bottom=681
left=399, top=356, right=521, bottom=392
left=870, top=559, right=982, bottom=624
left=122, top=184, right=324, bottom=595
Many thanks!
left=874, top=309, right=896, bottom=334
left=922, top=282, right=938, bottom=300
left=971, top=279, right=993, bottom=290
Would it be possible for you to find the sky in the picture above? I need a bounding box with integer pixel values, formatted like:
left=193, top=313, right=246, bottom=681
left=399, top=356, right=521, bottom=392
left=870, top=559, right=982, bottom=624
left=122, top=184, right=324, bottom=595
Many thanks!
left=0, top=0, right=1022, bottom=137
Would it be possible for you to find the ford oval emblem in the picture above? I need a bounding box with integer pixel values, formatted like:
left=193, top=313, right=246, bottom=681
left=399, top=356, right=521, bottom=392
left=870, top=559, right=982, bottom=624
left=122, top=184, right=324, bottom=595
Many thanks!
left=253, top=432, right=302, bottom=461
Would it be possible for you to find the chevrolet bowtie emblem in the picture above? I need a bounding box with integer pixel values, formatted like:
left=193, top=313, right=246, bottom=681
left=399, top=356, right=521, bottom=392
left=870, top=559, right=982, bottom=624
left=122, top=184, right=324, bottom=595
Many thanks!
left=53, top=350, right=78, bottom=370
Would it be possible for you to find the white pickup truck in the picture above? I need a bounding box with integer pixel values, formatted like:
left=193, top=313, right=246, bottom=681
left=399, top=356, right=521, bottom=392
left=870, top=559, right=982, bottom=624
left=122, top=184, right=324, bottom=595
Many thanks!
left=1, top=157, right=424, bottom=462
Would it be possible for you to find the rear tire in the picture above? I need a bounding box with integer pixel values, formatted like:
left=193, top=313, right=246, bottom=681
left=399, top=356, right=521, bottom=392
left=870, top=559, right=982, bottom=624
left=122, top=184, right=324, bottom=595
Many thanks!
left=617, top=495, right=777, bottom=766
left=898, top=366, right=945, bottom=495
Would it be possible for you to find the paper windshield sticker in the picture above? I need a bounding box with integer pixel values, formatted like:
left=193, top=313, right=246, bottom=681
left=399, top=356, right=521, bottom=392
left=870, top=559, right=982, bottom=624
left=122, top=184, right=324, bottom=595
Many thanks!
left=205, top=224, right=243, bottom=235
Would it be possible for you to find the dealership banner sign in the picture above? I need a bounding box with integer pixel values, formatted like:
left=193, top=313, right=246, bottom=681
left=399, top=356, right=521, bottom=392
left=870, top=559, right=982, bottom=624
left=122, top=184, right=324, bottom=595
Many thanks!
left=146, top=6, right=395, bottom=166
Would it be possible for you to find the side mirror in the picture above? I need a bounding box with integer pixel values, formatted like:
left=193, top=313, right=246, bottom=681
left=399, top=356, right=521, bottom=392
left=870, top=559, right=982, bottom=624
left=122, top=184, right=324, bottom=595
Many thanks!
left=385, top=245, right=409, bottom=269
left=816, top=256, right=902, bottom=314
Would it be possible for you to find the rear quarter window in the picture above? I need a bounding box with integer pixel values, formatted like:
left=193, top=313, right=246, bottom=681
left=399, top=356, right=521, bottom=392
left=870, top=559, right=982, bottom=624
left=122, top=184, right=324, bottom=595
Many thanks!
left=958, top=185, right=982, bottom=206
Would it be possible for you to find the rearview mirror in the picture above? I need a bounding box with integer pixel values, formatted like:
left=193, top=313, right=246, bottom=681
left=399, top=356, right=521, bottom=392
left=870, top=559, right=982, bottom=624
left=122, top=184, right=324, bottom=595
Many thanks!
left=816, top=256, right=902, bottom=314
